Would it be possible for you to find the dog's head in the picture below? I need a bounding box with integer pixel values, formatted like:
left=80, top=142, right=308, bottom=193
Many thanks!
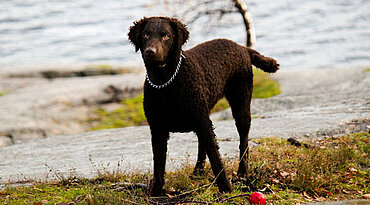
left=128, top=17, right=189, bottom=66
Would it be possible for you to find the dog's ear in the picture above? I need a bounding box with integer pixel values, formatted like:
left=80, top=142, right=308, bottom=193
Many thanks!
left=170, top=18, right=189, bottom=50
left=128, top=17, right=148, bottom=52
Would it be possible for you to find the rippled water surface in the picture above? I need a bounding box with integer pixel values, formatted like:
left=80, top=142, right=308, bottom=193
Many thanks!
left=0, top=0, right=369, bottom=71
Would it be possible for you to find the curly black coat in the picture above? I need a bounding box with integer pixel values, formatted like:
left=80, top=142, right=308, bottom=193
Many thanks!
left=128, top=16, right=279, bottom=196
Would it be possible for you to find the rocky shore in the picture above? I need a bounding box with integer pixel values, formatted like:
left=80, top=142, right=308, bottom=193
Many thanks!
left=0, top=67, right=144, bottom=145
left=0, top=66, right=369, bottom=183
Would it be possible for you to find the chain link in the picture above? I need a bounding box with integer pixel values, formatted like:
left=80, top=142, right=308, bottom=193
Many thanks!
left=146, top=53, right=185, bottom=89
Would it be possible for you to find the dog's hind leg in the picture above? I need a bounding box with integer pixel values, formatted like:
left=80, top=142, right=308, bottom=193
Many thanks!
left=225, top=74, right=253, bottom=178
left=193, top=140, right=207, bottom=175
left=233, top=106, right=251, bottom=178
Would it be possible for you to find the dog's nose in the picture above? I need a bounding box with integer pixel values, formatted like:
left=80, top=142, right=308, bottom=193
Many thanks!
left=145, top=47, right=157, bottom=56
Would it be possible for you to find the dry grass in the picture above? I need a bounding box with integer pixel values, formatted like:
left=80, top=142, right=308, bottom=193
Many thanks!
left=1, top=132, right=368, bottom=204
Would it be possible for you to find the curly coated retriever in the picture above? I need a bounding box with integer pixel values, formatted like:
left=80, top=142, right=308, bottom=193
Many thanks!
left=128, top=16, right=279, bottom=196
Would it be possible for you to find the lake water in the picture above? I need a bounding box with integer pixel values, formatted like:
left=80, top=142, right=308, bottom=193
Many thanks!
left=0, top=0, right=369, bottom=72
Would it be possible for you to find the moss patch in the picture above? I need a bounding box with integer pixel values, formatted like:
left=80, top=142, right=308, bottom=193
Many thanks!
left=2, top=132, right=368, bottom=204
left=84, top=64, right=114, bottom=70
left=252, top=68, right=281, bottom=98
left=89, top=94, right=146, bottom=130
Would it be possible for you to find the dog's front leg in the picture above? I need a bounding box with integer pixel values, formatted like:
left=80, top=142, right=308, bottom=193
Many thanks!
left=150, top=128, right=169, bottom=196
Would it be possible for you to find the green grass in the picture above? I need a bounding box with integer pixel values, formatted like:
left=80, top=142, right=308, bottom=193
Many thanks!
left=89, top=95, right=146, bottom=130
left=89, top=67, right=281, bottom=130
left=2, top=132, right=368, bottom=204
left=84, top=64, right=113, bottom=70
left=0, top=179, right=148, bottom=204
left=252, top=68, right=281, bottom=98
left=364, top=68, right=370, bottom=72
left=0, top=91, right=10, bottom=97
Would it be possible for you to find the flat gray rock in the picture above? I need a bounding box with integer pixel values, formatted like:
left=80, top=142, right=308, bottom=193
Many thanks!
left=0, top=72, right=145, bottom=143
left=0, top=67, right=369, bottom=183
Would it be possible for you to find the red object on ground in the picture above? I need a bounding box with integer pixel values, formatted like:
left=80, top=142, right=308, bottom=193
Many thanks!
left=249, top=192, right=266, bottom=204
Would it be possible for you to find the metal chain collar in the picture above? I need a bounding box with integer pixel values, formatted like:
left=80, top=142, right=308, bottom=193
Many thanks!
left=146, top=53, right=185, bottom=89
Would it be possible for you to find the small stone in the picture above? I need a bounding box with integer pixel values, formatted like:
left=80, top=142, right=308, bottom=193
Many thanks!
left=0, top=136, right=13, bottom=147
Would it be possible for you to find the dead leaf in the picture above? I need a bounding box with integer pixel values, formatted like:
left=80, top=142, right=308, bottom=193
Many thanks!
left=349, top=167, right=357, bottom=172
left=280, top=171, right=290, bottom=178
left=345, top=172, right=352, bottom=178
left=167, top=187, right=176, bottom=196
left=349, top=168, right=358, bottom=173
left=363, top=194, right=370, bottom=199
left=166, top=193, right=175, bottom=198
left=33, top=203, right=42, bottom=205
left=303, top=191, right=313, bottom=200
left=33, top=187, right=44, bottom=192
left=85, top=194, right=93, bottom=204
left=259, top=187, right=267, bottom=192
left=322, top=189, right=333, bottom=196
left=272, top=178, right=279, bottom=184
left=342, top=190, right=351, bottom=194
left=315, top=197, right=325, bottom=202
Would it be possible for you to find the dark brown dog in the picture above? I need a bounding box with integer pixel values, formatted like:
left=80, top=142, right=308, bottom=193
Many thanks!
left=128, top=16, right=279, bottom=196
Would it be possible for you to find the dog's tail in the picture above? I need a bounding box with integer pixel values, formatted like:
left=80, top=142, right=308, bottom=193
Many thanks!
left=247, top=48, right=279, bottom=73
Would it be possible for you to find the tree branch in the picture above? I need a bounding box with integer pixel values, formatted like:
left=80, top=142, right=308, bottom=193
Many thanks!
left=232, top=0, right=255, bottom=47
left=187, top=9, right=238, bottom=24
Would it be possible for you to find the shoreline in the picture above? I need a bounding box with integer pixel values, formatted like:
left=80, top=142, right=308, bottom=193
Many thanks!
left=1, top=63, right=368, bottom=76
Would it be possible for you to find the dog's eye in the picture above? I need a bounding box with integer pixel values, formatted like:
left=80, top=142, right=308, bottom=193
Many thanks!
left=143, top=34, right=150, bottom=39
left=162, top=34, right=170, bottom=41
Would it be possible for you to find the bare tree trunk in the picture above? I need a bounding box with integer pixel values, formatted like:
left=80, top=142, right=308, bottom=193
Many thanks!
left=232, top=0, right=255, bottom=47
